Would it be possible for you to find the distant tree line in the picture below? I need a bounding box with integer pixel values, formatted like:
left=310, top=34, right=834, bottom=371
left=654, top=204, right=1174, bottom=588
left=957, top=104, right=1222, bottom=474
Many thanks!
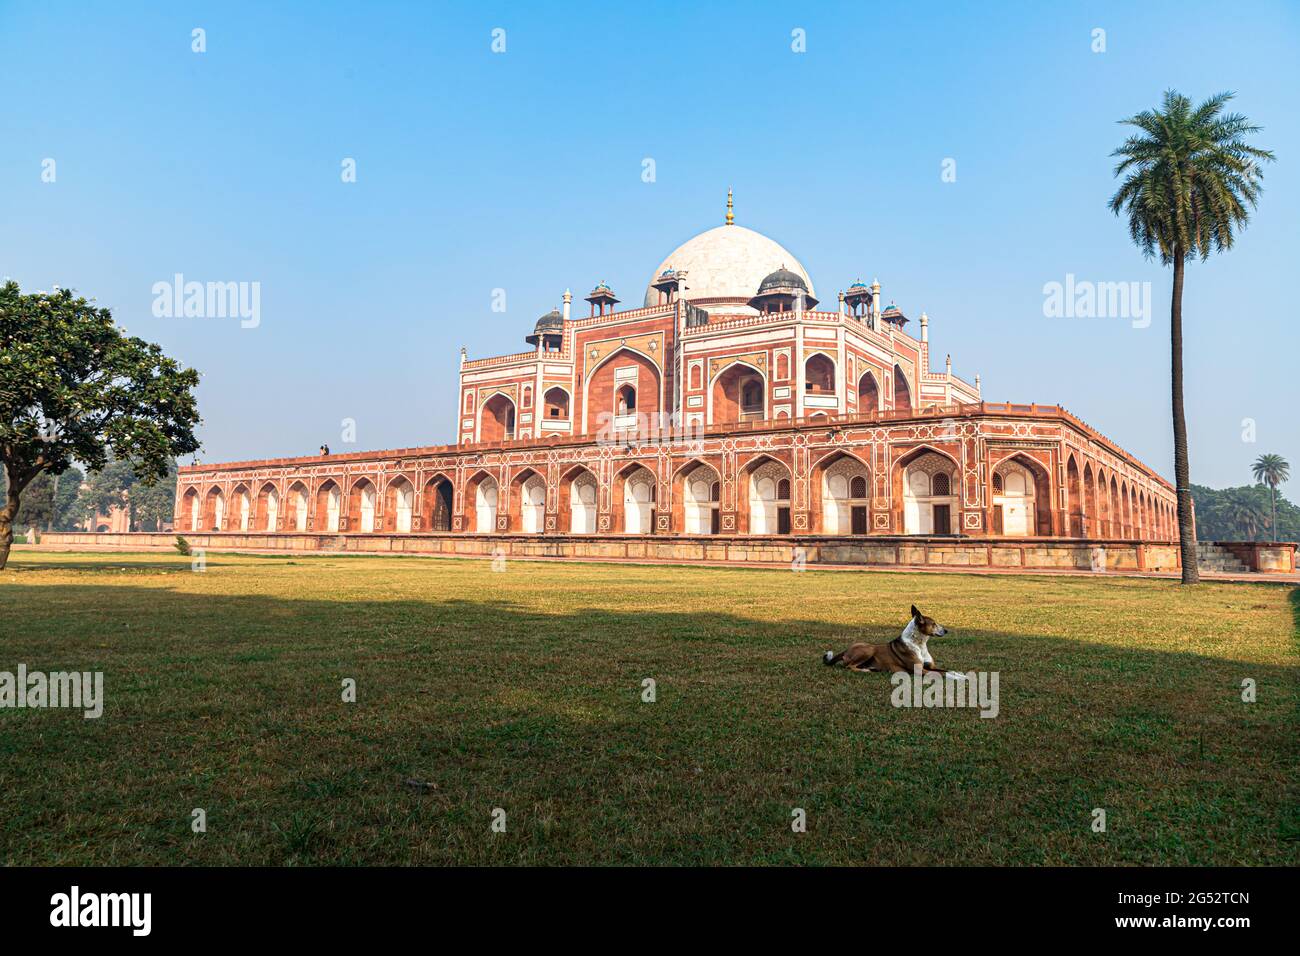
left=1191, top=483, right=1298, bottom=543
left=0, top=459, right=178, bottom=533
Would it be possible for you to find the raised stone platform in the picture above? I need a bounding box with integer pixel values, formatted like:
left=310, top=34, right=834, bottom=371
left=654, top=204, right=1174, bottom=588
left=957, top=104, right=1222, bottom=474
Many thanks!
left=30, top=530, right=1252, bottom=575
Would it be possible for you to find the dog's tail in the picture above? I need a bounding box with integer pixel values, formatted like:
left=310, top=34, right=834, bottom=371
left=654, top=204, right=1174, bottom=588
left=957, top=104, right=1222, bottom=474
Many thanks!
left=823, top=649, right=845, bottom=666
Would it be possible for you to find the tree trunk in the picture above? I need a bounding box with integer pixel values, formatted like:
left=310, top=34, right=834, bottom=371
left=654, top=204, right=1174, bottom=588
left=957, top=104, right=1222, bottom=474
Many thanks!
left=0, top=482, right=19, bottom=571
left=1270, top=485, right=1277, bottom=543
left=1170, top=252, right=1199, bottom=583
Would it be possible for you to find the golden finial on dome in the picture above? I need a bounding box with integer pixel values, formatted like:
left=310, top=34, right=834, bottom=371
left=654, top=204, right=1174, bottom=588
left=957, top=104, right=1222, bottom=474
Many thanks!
left=725, top=187, right=734, bottom=226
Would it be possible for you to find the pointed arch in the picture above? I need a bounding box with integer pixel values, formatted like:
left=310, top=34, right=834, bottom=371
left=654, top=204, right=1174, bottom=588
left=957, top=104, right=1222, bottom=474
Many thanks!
left=672, top=458, right=721, bottom=534
left=479, top=393, right=516, bottom=444
left=708, top=359, right=767, bottom=425
left=346, top=476, right=378, bottom=533
left=507, top=467, right=547, bottom=533
left=894, top=445, right=960, bottom=535
left=559, top=464, right=599, bottom=534
left=314, top=479, right=342, bottom=532
left=180, top=486, right=200, bottom=532
left=423, top=472, right=454, bottom=532
left=542, top=386, right=571, bottom=422
left=203, top=485, right=225, bottom=532
left=583, top=346, right=663, bottom=435
left=857, top=370, right=880, bottom=414
left=893, top=364, right=913, bottom=410
left=812, top=449, right=872, bottom=534
left=464, top=470, right=498, bottom=533
left=738, top=453, right=792, bottom=535
left=612, top=461, right=657, bottom=534
left=1083, top=463, right=1097, bottom=538
left=991, top=455, right=1047, bottom=536
left=256, top=481, right=280, bottom=532
left=287, top=480, right=310, bottom=532
left=385, top=474, right=416, bottom=532
left=804, top=353, right=836, bottom=395
left=1067, top=455, right=1083, bottom=537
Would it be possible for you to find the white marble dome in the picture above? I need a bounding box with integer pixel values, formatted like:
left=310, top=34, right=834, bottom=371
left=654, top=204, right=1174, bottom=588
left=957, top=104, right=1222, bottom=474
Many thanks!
left=643, top=224, right=815, bottom=311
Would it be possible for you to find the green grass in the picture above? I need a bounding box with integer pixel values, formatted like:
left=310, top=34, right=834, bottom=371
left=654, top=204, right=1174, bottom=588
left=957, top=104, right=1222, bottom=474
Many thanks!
left=1, top=550, right=1296, bottom=866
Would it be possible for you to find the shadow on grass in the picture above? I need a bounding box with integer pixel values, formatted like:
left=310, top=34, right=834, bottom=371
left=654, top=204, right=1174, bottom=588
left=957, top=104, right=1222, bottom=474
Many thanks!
left=0, top=579, right=1295, bottom=866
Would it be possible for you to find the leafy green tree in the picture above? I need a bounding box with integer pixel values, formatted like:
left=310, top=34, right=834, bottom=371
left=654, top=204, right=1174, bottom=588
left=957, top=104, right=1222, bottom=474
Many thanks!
left=74, top=458, right=135, bottom=527
left=128, top=460, right=179, bottom=531
left=1251, top=454, right=1290, bottom=542
left=1191, top=483, right=1300, bottom=542
left=1109, top=91, right=1275, bottom=583
left=1219, top=490, right=1268, bottom=540
left=0, top=282, right=201, bottom=568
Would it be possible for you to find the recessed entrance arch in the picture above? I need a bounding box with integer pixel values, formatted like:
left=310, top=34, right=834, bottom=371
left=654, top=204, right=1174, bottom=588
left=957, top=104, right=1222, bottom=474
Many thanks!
left=857, top=370, right=880, bottom=414
left=893, top=364, right=912, bottom=410
left=992, top=460, right=1036, bottom=536
left=288, top=482, right=309, bottom=531
left=899, top=450, right=959, bottom=535
left=181, top=487, right=199, bottom=532
left=315, top=480, right=342, bottom=532
left=423, top=474, right=454, bottom=532
left=560, top=466, right=598, bottom=534
left=257, top=482, right=279, bottom=531
left=348, top=478, right=378, bottom=533
left=614, top=463, right=656, bottom=534
left=386, top=476, right=415, bottom=532
left=479, top=393, right=516, bottom=443
left=815, top=452, right=871, bottom=535
left=710, top=361, right=767, bottom=425
left=741, top=456, right=792, bottom=535
left=509, top=470, right=547, bottom=533
left=676, top=461, right=720, bottom=534
left=464, top=472, right=499, bottom=533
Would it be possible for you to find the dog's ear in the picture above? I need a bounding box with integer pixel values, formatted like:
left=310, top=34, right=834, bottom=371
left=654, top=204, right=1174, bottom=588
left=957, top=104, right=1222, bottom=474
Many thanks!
left=911, top=605, right=921, bottom=619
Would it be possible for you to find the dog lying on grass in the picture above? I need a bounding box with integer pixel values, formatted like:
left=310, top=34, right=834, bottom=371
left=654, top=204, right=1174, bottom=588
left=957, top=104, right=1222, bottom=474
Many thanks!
left=823, top=605, right=957, bottom=675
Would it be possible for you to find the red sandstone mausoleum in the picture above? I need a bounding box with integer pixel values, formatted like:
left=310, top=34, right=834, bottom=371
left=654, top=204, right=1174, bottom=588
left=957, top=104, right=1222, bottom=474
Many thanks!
left=169, top=195, right=1229, bottom=573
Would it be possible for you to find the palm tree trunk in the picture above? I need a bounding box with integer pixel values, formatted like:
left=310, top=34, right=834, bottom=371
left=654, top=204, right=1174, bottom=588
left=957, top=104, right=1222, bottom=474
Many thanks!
left=1171, top=250, right=1199, bottom=583
left=1270, top=484, right=1277, bottom=543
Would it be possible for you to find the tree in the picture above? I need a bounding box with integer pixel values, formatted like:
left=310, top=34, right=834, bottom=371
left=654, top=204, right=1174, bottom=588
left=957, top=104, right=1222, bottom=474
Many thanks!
left=0, top=282, right=201, bottom=569
left=1251, top=454, right=1290, bottom=543
left=128, top=460, right=179, bottom=531
left=1109, top=90, right=1274, bottom=584
left=1219, top=489, right=1268, bottom=540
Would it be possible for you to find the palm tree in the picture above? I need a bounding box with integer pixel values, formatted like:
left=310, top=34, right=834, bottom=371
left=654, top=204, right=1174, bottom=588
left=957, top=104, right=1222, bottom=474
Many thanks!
left=1110, top=91, right=1275, bottom=583
left=1220, top=491, right=1268, bottom=541
left=1251, top=453, right=1290, bottom=542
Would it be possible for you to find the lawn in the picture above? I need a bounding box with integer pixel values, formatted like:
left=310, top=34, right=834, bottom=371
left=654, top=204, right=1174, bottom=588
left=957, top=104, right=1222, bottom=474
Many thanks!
left=1, top=550, right=1296, bottom=866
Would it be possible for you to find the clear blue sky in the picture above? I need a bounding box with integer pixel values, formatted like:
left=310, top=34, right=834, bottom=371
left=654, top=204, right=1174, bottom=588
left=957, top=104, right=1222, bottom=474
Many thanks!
left=3, top=0, right=1296, bottom=494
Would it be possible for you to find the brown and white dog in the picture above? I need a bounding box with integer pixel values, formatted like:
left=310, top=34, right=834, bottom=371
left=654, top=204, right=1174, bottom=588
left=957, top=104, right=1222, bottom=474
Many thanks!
left=823, top=605, right=954, bottom=675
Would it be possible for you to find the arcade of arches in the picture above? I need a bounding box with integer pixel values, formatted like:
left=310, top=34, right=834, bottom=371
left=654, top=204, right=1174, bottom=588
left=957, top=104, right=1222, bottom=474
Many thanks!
left=176, top=431, right=1177, bottom=543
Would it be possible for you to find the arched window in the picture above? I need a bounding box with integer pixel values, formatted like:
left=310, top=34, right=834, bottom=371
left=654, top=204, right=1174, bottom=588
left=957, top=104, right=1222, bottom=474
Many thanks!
left=805, top=354, right=835, bottom=393
left=850, top=475, right=867, bottom=499
left=893, top=365, right=912, bottom=409
left=522, top=385, right=532, bottom=408
left=616, top=384, right=636, bottom=417
left=902, top=453, right=959, bottom=535
left=776, top=353, right=790, bottom=381
left=741, top=379, right=764, bottom=413
left=689, top=364, right=702, bottom=390
left=993, top=473, right=1003, bottom=493
left=543, top=387, right=569, bottom=419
